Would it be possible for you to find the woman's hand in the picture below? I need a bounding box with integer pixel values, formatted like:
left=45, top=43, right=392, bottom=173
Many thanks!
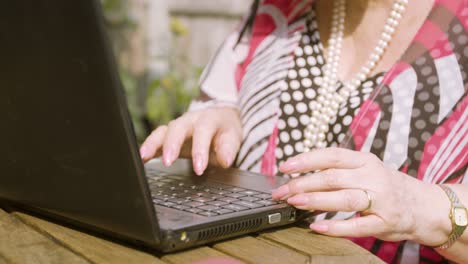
left=272, top=148, right=452, bottom=247
left=139, top=107, right=243, bottom=175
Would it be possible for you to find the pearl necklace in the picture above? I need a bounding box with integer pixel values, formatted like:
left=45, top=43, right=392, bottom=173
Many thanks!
left=302, top=0, right=408, bottom=152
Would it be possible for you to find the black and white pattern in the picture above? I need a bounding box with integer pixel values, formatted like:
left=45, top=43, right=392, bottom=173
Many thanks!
left=276, top=9, right=385, bottom=171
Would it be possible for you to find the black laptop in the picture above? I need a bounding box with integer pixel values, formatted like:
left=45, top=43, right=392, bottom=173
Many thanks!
left=0, top=0, right=305, bottom=252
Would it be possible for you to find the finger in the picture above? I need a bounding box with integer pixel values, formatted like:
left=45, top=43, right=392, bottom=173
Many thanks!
left=214, top=127, right=242, bottom=168
left=162, top=116, right=193, bottom=166
left=286, top=189, right=371, bottom=212
left=309, top=215, right=384, bottom=237
left=191, top=121, right=218, bottom=175
left=140, top=126, right=168, bottom=163
left=279, top=147, right=373, bottom=174
left=272, top=168, right=361, bottom=200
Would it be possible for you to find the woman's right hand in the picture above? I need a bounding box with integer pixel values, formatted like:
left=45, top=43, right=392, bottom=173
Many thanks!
left=139, top=107, right=243, bottom=175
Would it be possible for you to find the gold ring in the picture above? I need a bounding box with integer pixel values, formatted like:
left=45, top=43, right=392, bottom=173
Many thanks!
left=361, top=189, right=373, bottom=213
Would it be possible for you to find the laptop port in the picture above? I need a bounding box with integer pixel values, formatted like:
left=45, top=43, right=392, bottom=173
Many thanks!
left=289, top=210, right=296, bottom=221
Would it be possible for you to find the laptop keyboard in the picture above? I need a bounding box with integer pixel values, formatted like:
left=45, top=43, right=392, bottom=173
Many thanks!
left=146, top=172, right=283, bottom=217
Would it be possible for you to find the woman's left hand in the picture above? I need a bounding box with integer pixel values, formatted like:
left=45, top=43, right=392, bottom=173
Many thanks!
left=272, top=147, right=451, bottom=246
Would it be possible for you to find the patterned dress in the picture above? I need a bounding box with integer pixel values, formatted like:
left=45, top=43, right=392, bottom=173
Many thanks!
left=189, top=0, right=468, bottom=262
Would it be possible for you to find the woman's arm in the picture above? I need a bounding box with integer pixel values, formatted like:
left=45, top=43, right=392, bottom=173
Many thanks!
left=271, top=148, right=467, bottom=263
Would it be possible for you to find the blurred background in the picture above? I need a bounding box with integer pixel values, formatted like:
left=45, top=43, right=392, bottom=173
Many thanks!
left=101, top=0, right=251, bottom=142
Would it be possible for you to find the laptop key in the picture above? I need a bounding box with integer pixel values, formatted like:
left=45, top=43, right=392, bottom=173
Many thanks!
left=153, top=194, right=170, bottom=201
left=198, top=205, right=220, bottom=211
left=161, top=202, right=177, bottom=207
left=240, top=196, right=260, bottom=202
left=184, top=208, right=204, bottom=214
left=218, top=197, right=239, bottom=203
left=172, top=205, right=190, bottom=211
left=222, top=204, right=249, bottom=212
left=254, top=193, right=273, bottom=200
left=257, top=200, right=278, bottom=206
left=238, top=190, right=260, bottom=196
left=225, top=187, right=246, bottom=192
left=152, top=199, right=164, bottom=205
left=207, top=201, right=228, bottom=207
left=169, top=198, right=187, bottom=204
left=192, top=197, right=214, bottom=203
left=186, top=201, right=204, bottom=207
left=215, top=209, right=234, bottom=215
left=225, top=193, right=246, bottom=198
left=198, top=211, right=218, bottom=217
left=233, top=201, right=263, bottom=209
left=210, top=190, right=232, bottom=195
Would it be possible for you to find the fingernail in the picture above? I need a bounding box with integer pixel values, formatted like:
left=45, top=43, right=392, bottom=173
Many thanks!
left=279, top=159, right=299, bottom=173
left=223, top=152, right=234, bottom=167
left=194, top=154, right=205, bottom=176
left=272, top=185, right=289, bottom=200
left=310, top=223, right=329, bottom=233
left=139, top=146, right=149, bottom=160
left=219, top=144, right=234, bottom=167
left=163, top=149, right=174, bottom=166
left=287, top=195, right=308, bottom=206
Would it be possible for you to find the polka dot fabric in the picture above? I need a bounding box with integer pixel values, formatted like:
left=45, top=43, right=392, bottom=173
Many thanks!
left=276, top=9, right=385, bottom=173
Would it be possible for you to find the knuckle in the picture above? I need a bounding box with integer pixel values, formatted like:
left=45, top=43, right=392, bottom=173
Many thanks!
left=343, top=191, right=361, bottom=211
left=326, top=148, right=343, bottom=166
left=321, top=172, right=341, bottom=189
left=167, top=120, right=179, bottom=129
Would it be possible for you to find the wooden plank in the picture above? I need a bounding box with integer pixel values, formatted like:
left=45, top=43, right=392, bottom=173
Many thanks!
left=214, top=236, right=309, bottom=264
left=0, top=253, right=10, bottom=264
left=0, top=209, right=88, bottom=264
left=13, top=212, right=166, bottom=264
left=310, top=255, right=385, bottom=264
left=260, top=227, right=383, bottom=263
left=162, top=247, right=231, bottom=264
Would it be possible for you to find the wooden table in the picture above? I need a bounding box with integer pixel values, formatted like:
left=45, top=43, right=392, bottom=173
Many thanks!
left=0, top=206, right=383, bottom=264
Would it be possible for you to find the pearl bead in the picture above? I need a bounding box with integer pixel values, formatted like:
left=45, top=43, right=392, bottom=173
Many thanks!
left=318, top=133, right=326, bottom=141
left=382, top=32, right=391, bottom=42
left=340, top=90, right=350, bottom=98
left=335, top=94, right=345, bottom=104
left=375, top=46, right=384, bottom=55
left=366, top=61, right=376, bottom=69
left=370, top=53, right=380, bottom=62
left=304, top=139, right=311, bottom=147
left=384, top=25, right=395, bottom=35
left=357, top=73, right=366, bottom=81
left=378, top=39, right=388, bottom=49
left=320, top=114, right=331, bottom=123
left=361, top=67, right=371, bottom=75
left=316, top=141, right=327, bottom=148
left=319, top=124, right=329, bottom=132
left=309, top=133, right=318, bottom=141
left=387, top=18, right=398, bottom=28
left=309, top=116, right=318, bottom=124
left=330, top=101, right=340, bottom=110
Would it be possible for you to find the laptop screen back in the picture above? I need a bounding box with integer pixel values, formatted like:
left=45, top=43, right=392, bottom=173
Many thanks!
left=0, top=0, right=159, bottom=245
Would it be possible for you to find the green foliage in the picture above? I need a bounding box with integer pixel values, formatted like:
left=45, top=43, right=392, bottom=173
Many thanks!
left=146, top=69, right=201, bottom=126
left=101, top=0, right=202, bottom=141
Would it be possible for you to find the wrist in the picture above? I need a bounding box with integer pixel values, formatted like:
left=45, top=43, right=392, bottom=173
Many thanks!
left=411, top=183, right=452, bottom=246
